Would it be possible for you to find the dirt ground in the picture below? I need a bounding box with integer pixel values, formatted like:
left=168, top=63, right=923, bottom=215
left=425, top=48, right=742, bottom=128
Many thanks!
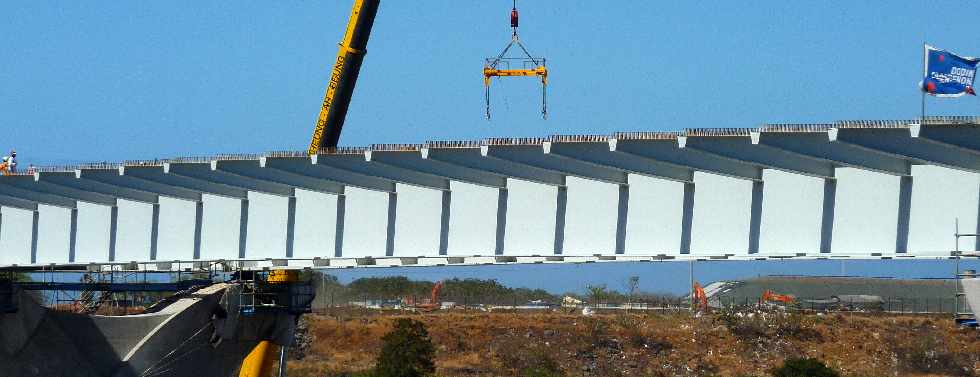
left=286, top=309, right=980, bottom=377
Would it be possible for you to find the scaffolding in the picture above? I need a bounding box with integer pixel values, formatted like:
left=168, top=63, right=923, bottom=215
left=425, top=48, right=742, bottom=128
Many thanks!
left=236, top=269, right=315, bottom=316
left=953, top=218, right=978, bottom=325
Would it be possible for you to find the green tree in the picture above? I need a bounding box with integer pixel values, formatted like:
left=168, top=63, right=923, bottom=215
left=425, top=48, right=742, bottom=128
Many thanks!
left=375, top=318, right=436, bottom=377
left=770, top=358, right=839, bottom=377
left=586, top=284, right=608, bottom=307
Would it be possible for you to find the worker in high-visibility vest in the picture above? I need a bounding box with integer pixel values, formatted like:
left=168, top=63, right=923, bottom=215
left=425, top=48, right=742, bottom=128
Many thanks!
left=0, top=150, right=17, bottom=176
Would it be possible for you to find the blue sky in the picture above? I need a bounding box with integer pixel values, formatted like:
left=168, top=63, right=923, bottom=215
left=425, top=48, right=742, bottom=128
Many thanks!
left=5, top=2, right=980, bottom=293
left=4, top=1, right=980, bottom=165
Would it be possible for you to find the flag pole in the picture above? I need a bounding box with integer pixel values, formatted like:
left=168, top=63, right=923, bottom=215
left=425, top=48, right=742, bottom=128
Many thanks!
left=921, top=42, right=927, bottom=123
left=921, top=90, right=926, bottom=123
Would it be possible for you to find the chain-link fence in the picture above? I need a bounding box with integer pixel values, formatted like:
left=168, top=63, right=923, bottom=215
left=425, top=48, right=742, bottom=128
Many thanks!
left=311, top=291, right=969, bottom=315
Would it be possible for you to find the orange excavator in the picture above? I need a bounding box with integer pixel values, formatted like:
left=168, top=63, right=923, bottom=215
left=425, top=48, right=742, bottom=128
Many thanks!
left=691, top=282, right=709, bottom=312
left=761, top=289, right=796, bottom=305
left=406, top=281, right=444, bottom=312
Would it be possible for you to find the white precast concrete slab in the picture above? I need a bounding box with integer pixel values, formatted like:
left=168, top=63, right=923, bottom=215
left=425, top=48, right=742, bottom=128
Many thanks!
left=244, top=191, right=288, bottom=258
left=156, top=196, right=196, bottom=261
left=624, top=174, right=685, bottom=254
left=0, top=207, right=33, bottom=265
left=75, top=202, right=111, bottom=263
left=36, top=205, right=71, bottom=264
left=504, top=179, right=557, bottom=254
left=293, top=189, right=338, bottom=258
left=200, top=194, right=242, bottom=260
left=690, top=172, right=752, bottom=255
left=758, top=169, right=823, bottom=254
left=832, top=167, right=900, bottom=254
left=962, top=278, right=980, bottom=318
left=115, top=199, right=152, bottom=262
left=563, top=176, right=619, bottom=255
left=341, top=186, right=389, bottom=257
left=393, top=184, right=442, bottom=256
left=446, top=181, right=497, bottom=255
left=908, top=165, right=979, bottom=253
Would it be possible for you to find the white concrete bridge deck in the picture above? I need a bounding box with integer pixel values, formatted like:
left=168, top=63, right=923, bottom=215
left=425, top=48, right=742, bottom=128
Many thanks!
left=2, top=117, right=980, bottom=270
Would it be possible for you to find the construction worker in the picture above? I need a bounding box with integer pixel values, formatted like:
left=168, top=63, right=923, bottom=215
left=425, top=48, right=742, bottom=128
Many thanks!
left=6, top=150, right=16, bottom=173
left=0, top=150, right=17, bottom=176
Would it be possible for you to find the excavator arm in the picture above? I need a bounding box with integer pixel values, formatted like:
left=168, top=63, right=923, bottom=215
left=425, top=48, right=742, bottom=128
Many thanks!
left=308, top=0, right=381, bottom=155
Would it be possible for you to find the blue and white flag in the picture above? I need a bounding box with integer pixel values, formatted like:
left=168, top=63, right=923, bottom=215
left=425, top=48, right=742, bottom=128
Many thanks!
left=922, top=44, right=979, bottom=97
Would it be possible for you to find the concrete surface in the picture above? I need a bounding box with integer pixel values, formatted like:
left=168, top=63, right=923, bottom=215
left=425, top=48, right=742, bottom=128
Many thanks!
left=0, top=284, right=294, bottom=377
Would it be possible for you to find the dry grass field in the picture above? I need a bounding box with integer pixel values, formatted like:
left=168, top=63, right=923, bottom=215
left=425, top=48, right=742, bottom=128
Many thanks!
left=285, top=309, right=980, bottom=377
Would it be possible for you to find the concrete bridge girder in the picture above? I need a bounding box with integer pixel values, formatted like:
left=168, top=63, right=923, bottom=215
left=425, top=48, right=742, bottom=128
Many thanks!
left=609, top=138, right=764, bottom=181
left=222, top=159, right=345, bottom=195
left=37, top=171, right=165, bottom=263
left=4, top=121, right=980, bottom=268
left=755, top=131, right=912, bottom=176
left=123, top=166, right=247, bottom=199
left=482, top=144, right=628, bottom=185
left=313, top=153, right=450, bottom=191
left=262, top=157, right=395, bottom=193
left=911, top=122, right=980, bottom=154
left=365, top=149, right=507, bottom=189
left=80, top=169, right=202, bottom=202
left=165, top=162, right=296, bottom=197
left=542, top=141, right=694, bottom=183
left=421, top=146, right=566, bottom=186
left=830, top=127, right=980, bottom=173
left=311, top=154, right=457, bottom=258
left=681, top=135, right=836, bottom=179
left=0, top=177, right=114, bottom=264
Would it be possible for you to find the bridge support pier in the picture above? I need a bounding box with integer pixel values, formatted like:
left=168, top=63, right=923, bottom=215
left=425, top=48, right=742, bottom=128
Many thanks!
left=495, top=188, right=507, bottom=255
left=30, top=211, right=38, bottom=264
left=615, top=184, right=629, bottom=254
left=386, top=193, right=397, bottom=257
left=193, top=201, right=203, bottom=260
left=748, top=181, right=763, bottom=254
left=285, top=196, right=296, bottom=258
left=108, top=205, right=119, bottom=261
left=239, top=199, right=249, bottom=258
left=554, top=186, right=567, bottom=255
left=335, top=195, right=345, bottom=258
left=438, top=190, right=451, bottom=256
left=150, top=203, right=160, bottom=260
left=820, top=179, right=837, bottom=253
left=679, top=182, right=695, bottom=254
left=68, top=209, right=78, bottom=263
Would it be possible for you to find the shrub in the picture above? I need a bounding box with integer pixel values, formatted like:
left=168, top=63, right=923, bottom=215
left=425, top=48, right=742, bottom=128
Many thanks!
left=374, top=318, right=436, bottom=377
left=716, top=309, right=822, bottom=342
left=889, top=327, right=972, bottom=376
left=770, top=358, right=839, bottom=377
left=519, top=349, right=565, bottom=377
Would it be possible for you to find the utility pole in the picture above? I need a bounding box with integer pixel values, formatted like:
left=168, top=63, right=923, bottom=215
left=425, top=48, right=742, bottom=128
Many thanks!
left=689, top=259, right=694, bottom=311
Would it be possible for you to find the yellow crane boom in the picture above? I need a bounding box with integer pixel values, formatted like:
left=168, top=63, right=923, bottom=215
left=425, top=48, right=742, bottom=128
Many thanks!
left=307, top=0, right=381, bottom=155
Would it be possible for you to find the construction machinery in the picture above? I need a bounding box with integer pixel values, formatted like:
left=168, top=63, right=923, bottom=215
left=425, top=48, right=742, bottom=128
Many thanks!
left=691, top=282, right=709, bottom=312
left=307, top=0, right=549, bottom=155
left=406, top=281, right=444, bottom=312
left=483, top=0, right=548, bottom=120
left=307, top=0, right=381, bottom=155
left=761, top=289, right=796, bottom=305
left=238, top=269, right=315, bottom=377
